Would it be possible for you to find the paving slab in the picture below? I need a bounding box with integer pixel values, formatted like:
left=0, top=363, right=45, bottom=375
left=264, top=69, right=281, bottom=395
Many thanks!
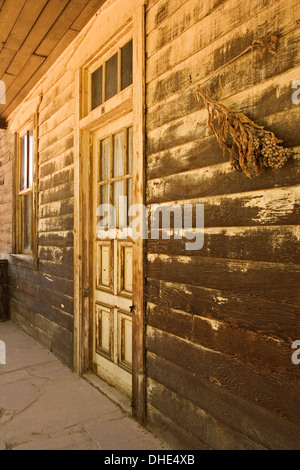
left=0, top=322, right=168, bottom=451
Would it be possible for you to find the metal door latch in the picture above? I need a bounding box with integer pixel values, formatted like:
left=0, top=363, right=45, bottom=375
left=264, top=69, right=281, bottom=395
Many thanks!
left=129, top=305, right=135, bottom=313
left=83, top=287, right=90, bottom=298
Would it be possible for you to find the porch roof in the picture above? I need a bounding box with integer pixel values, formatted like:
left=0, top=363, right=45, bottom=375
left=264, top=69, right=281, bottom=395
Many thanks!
left=0, top=0, right=107, bottom=128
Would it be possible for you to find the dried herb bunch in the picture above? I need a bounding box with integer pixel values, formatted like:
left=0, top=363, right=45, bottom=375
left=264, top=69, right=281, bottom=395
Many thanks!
left=196, top=89, right=291, bottom=179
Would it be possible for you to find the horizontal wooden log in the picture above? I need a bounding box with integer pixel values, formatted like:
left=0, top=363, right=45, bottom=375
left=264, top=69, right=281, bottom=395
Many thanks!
left=146, top=278, right=300, bottom=342
left=147, top=404, right=211, bottom=450
left=146, top=66, right=300, bottom=133
left=146, top=0, right=299, bottom=84
left=10, top=297, right=73, bottom=369
left=147, top=187, right=300, bottom=227
left=147, top=254, right=300, bottom=305
left=146, top=326, right=300, bottom=423
left=39, top=166, right=74, bottom=192
left=39, top=116, right=74, bottom=153
left=39, top=181, right=74, bottom=205
left=147, top=353, right=300, bottom=449
left=39, top=260, right=74, bottom=281
left=146, top=303, right=300, bottom=386
left=38, top=213, right=74, bottom=233
left=38, top=231, right=74, bottom=248
left=10, top=300, right=52, bottom=351
left=148, top=378, right=266, bottom=450
left=39, top=150, right=73, bottom=179
left=146, top=226, right=300, bottom=264
left=39, top=134, right=74, bottom=166
left=38, top=246, right=74, bottom=265
left=9, top=262, right=74, bottom=297
left=39, top=198, right=74, bottom=220
left=9, top=276, right=74, bottom=322
left=147, top=105, right=300, bottom=156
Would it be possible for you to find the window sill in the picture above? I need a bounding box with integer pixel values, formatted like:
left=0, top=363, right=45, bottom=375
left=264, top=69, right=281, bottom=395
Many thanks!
left=10, top=254, right=39, bottom=270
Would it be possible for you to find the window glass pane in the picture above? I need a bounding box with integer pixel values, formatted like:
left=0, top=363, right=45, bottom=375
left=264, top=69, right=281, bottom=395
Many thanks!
left=113, top=131, right=124, bottom=178
left=100, top=138, right=110, bottom=181
left=121, top=40, right=133, bottom=90
left=114, top=181, right=125, bottom=228
left=128, top=178, right=133, bottom=225
left=28, top=129, right=33, bottom=188
left=92, top=66, right=103, bottom=110
left=20, top=133, right=27, bottom=191
left=98, top=184, right=110, bottom=228
left=105, top=53, right=118, bottom=101
left=128, top=127, right=133, bottom=174
left=23, top=193, right=32, bottom=251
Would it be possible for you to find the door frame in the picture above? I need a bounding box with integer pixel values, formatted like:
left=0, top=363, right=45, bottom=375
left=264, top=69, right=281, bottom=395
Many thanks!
left=73, top=5, right=146, bottom=424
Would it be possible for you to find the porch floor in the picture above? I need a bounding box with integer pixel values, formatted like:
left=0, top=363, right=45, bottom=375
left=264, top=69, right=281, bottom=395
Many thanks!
left=0, top=321, right=168, bottom=451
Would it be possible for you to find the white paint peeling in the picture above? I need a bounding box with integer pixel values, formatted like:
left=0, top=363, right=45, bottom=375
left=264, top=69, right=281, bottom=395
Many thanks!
left=244, top=188, right=299, bottom=224
left=214, top=295, right=229, bottom=305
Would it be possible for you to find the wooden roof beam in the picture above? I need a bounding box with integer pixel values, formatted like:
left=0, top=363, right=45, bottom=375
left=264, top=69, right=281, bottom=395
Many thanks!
left=0, top=118, right=7, bottom=130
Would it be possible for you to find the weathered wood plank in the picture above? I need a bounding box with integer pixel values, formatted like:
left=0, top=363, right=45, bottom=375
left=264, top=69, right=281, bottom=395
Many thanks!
left=147, top=187, right=300, bottom=227
left=39, top=134, right=74, bottom=166
left=39, top=150, right=73, bottom=179
left=38, top=246, right=74, bottom=265
left=39, top=199, right=74, bottom=220
left=147, top=353, right=300, bottom=450
left=146, top=0, right=299, bottom=83
left=147, top=0, right=227, bottom=57
left=147, top=159, right=300, bottom=204
left=147, top=226, right=300, bottom=264
left=147, top=105, right=300, bottom=156
left=147, top=15, right=300, bottom=107
left=147, top=254, right=300, bottom=305
left=6, top=0, right=70, bottom=76
left=147, top=326, right=300, bottom=423
left=34, top=0, right=90, bottom=57
left=146, top=303, right=300, bottom=386
left=148, top=378, right=266, bottom=450
left=39, top=181, right=74, bottom=205
left=38, top=213, right=74, bottom=233
left=39, top=166, right=74, bottom=192
left=4, top=0, right=48, bottom=52
left=9, top=286, right=73, bottom=332
left=147, top=403, right=211, bottom=450
left=146, top=66, right=300, bottom=133
left=9, top=262, right=74, bottom=297
left=146, top=278, right=300, bottom=342
left=39, top=116, right=74, bottom=153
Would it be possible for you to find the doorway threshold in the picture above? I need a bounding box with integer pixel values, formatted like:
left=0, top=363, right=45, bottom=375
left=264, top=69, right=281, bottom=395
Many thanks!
left=83, top=372, right=132, bottom=416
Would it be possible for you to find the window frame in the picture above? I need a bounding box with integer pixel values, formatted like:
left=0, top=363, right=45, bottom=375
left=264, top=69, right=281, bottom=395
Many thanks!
left=81, top=27, right=133, bottom=118
left=15, top=118, right=37, bottom=258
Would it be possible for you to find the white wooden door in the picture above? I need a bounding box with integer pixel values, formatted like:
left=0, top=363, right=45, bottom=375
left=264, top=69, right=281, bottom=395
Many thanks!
left=93, top=117, right=133, bottom=397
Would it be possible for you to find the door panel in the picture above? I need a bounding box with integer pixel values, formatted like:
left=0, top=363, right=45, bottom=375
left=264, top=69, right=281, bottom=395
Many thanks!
left=93, top=120, right=133, bottom=398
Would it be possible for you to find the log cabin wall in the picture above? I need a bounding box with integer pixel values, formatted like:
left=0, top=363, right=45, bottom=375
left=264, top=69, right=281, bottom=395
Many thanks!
left=145, top=0, right=300, bottom=450
left=0, top=49, right=75, bottom=367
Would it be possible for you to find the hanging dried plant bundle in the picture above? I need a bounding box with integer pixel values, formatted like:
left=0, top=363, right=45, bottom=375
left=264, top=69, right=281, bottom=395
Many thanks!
left=196, top=89, right=291, bottom=179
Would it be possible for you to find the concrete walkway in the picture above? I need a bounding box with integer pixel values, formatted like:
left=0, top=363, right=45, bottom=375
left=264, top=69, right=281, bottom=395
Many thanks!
left=0, top=321, right=168, bottom=451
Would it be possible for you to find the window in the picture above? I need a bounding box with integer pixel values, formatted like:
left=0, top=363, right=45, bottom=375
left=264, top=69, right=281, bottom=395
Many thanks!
left=16, top=124, right=36, bottom=255
left=91, top=39, right=133, bottom=110
left=97, top=126, right=133, bottom=229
